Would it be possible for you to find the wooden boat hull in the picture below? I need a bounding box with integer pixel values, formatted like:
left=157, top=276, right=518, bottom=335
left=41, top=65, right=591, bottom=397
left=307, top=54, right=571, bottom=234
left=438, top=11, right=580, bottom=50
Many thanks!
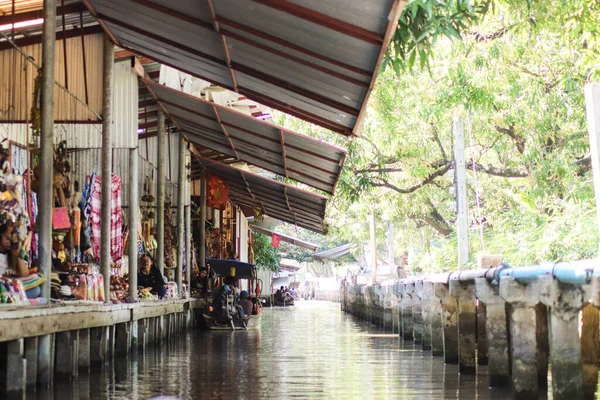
left=203, top=313, right=261, bottom=331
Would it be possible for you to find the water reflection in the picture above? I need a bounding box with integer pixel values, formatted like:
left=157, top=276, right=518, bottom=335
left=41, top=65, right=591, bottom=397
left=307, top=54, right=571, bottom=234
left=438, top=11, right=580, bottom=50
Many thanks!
left=31, top=301, right=525, bottom=399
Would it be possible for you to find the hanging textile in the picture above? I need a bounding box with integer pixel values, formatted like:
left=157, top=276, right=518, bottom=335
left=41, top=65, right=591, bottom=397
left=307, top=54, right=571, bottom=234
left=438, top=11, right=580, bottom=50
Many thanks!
left=270, top=233, right=281, bottom=248
left=110, top=174, right=123, bottom=262
left=206, top=174, right=229, bottom=210
left=90, top=174, right=123, bottom=262
left=90, top=175, right=102, bottom=260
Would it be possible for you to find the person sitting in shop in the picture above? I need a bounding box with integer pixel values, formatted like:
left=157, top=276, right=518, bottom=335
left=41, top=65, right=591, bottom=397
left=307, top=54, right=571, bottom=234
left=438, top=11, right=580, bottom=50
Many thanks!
left=195, top=267, right=210, bottom=296
left=0, top=224, right=40, bottom=299
left=138, top=253, right=166, bottom=299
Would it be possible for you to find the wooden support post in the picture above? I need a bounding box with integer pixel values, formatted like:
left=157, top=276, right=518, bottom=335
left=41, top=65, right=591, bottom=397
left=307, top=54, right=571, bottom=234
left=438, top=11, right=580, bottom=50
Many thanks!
left=449, top=280, right=476, bottom=372
left=55, top=331, right=78, bottom=379
left=199, top=172, right=207, bottom=269
left=116, top=322, right=131, bottom=355
left=138, top=319, right=148, bottom=351
left=584, top=83, right=600, bottom=252
left=129, top=148, right=139, bottom=299
left=475, top=278, right=511, bottom=387
left=454, top=118, right=469, bottom=268
left=176, top=136, right=186, bottom=298
left=369, top=213, right=377, bottom=283
left=39, top=0, right=56, bottom=299
left=148, top=318, right=156, bottom=345
left=4, top=339, right=26, bottom=394
left=131, top=320, right=139, bottom=350
left=400, top=283, right=414, bottom=340
left=581, top=304, right=600, bottom=399
left=100, top=35, right=114, bottom=302
left=25, top=337, right=38, bottom=387
left=78, top=329, right=90, bottom=371
left=156, top=109, right=166, bottom=274
left=108, top=325, right=116, bottom=360
left=413, top=280, right=424, bottom=347
left=434, top=283, right=458, bottom=364
left=500, top=277, right=543, bottom=397
left=477, top=301, right=488, bottom=365
left=90, top=327, right=109, bottom=365
left=37, top=334, right=54, bottom=387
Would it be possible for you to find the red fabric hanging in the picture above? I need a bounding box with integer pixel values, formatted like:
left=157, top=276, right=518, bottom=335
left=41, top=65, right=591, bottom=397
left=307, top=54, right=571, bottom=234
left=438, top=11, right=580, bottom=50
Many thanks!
left=270, top=234, right=281, bottom=248
left=206, top=174, right=229, bottom=210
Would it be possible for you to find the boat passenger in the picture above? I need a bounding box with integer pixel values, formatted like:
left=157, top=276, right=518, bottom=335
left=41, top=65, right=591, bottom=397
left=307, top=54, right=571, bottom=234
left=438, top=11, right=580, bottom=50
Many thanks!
left=138, top=254, right=166, bottom=299
left=239, top=290, right=253, bottom=317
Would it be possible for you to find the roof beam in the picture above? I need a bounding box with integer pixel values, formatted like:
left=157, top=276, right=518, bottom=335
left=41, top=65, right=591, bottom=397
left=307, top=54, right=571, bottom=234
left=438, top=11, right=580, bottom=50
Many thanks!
left=279, top=130, right=289, bottom=178
left=97, top=15, right=359, bottom=117
left=216, top=17, right=371, bottom=77
left=206, top=0, right=239, bottom=92
left=0, top=3, right=87, bottom=25
left=0, top=24, right=103, bottom=51
left=211, top=105, right=241, bottom=160
left=251, top=0, right=383, bottom=45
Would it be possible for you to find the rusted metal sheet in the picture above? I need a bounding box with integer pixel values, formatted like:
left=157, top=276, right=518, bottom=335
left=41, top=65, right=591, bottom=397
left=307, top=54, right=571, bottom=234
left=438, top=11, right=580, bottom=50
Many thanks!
left=84, top=0, right=405, bottom=136
left=143, top=79, right=346, bottom=195
left=0, top=33, right=104, bottom=122
left=193, top=156, right=327, bottom=233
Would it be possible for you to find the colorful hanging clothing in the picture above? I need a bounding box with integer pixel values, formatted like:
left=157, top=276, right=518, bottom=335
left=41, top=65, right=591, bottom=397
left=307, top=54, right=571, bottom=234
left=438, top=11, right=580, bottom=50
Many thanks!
left=90, top=174, right=102, bottom=261
left=111, top=174, right=123, bottom=262
left=89, top=174, right=123, bottom=262
left=206, top=174, right=229, bottom=210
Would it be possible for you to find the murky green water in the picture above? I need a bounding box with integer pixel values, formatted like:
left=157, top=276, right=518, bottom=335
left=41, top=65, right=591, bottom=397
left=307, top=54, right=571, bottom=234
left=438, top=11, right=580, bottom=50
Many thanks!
left=35, top=301, right=526, bottom=399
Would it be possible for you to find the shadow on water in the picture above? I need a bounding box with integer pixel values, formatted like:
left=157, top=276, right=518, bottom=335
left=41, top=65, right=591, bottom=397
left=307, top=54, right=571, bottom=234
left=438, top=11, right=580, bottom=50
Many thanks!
left=29, top=301, right=552, bottom=399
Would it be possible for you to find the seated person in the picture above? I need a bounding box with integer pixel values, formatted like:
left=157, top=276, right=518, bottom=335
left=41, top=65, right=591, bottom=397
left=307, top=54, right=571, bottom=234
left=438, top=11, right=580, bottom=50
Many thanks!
left=0, top=224, right=39, bottom=299
left=196, top=267, right=209, bottom=296
left=238, top=290, right=253, bottom=317
left=138, top=254, right=166, bottom=299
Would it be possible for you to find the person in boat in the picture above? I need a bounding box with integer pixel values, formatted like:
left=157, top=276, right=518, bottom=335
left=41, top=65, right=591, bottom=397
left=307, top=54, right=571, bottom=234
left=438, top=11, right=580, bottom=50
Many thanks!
left=239, top=290, right=253, bottom=317
left=212, top=276, right=246, bottom=320
left=138, top=254, right=166, bottom=299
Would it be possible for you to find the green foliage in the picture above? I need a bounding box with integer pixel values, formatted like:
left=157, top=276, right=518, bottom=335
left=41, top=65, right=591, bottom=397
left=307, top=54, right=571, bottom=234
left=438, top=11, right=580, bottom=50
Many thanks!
left=272, top=1, right=600, bottom=274
left=252, top=233, right=281, bottom=272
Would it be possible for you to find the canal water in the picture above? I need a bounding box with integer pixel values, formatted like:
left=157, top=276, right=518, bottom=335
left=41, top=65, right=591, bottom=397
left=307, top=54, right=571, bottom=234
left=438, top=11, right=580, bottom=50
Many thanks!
left=38, top=301, right=529, bottom=399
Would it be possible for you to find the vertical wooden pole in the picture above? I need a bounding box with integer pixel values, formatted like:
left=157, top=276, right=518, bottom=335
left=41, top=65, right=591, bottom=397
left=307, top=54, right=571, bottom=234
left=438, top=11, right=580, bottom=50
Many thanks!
left=129, top=148, right=139, bottom=298
left=199, top=172, right=207, bottom=268
left=39, top=0, right=56, bottom=299
left=101, top=35, right=114, bottom=301
left=454, top=118, right=469, bottom=268
left=584, top=84, right=600, bottom=252
left=156, top=110, right=166, bottom=274
left=176, top=136, right=185, bottom=297
left=369, top=213, right=377, bottom=283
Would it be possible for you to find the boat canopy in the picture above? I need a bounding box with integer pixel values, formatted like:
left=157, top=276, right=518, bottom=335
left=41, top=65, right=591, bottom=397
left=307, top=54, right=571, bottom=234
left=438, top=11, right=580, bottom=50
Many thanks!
left=207, top=258, right=256, bottom=279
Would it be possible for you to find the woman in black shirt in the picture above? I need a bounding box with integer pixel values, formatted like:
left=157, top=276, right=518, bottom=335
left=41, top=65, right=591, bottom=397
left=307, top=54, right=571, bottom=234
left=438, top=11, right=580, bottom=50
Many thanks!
left=138, top=254, right=166, bottom=298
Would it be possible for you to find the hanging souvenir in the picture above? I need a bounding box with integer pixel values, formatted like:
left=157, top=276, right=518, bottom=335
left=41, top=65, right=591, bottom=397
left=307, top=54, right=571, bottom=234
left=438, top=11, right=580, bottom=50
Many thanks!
left=206, top=174, right=229, bottom=210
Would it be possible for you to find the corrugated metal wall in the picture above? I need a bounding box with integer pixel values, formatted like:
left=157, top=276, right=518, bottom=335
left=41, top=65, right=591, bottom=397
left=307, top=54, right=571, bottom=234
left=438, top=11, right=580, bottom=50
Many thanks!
left=113, top=59, right=138, bottom=149
left=0, top=33, right=104, bottom=122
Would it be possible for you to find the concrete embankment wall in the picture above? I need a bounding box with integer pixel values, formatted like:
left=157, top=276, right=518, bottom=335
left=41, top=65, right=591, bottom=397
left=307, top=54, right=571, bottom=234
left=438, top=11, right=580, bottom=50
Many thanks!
left=318, top=268, right=600, bottom=400
left=0, top=299, right=204, bottom=395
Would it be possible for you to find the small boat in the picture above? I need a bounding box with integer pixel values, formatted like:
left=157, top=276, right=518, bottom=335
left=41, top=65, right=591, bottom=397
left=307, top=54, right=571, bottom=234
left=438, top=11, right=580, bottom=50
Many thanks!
left=202, top=313, right=262, bottom=331
left=203, top=258, right=264, bottom=331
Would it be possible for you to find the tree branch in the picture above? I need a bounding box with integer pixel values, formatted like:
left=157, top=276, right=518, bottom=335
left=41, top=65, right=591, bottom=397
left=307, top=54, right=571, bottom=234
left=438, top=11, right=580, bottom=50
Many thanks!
left=371, top=162, right=452, bottom=194
left=473, top=162, right=528, bottom=178
left=494, top=125, right=525, bottom=154
left=430, top=123, right=448, bottom=161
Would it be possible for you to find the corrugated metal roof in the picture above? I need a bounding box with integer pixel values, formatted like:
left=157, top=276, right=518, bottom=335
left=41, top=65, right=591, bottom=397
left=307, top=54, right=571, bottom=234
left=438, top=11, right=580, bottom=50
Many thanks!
left=84, top=0, right=405, bottom=136
left=144, top=79, right=346, bottom=195
left=193, top=156, right=328, bottom=234
left=313, top=243, right=352, bottom=261
left=250, top=224, right=319, bottom=251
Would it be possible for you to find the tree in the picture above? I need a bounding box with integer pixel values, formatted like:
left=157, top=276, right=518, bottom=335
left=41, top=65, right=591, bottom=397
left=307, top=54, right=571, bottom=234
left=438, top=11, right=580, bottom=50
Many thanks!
left=272, top=1, right=600, bottom=273
left=252, top=233, right=281, bottom=272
